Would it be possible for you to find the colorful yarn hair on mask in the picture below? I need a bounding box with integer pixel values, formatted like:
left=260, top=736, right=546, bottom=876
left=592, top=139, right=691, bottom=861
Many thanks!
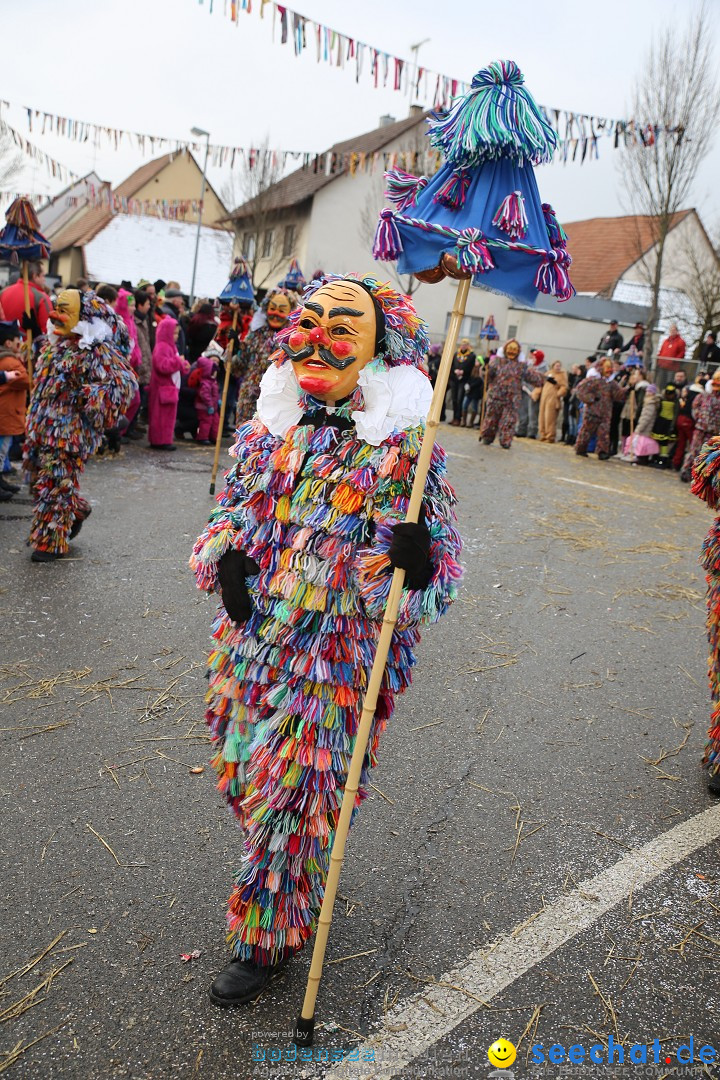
left=275, top=273, right=429, bottom=369
left=427, top=60, right=557, bottom=169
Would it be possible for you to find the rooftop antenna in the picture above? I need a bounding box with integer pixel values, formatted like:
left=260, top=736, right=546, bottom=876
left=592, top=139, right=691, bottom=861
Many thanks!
left=409, top=38, right=430, bottom=105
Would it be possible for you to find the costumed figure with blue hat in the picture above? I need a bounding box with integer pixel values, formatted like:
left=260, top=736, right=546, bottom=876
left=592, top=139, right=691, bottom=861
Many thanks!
left=23, top=289, right=137, bottom=562
left=191, top=273, right=462, bottom=1004
left=233, top=287, right=299, bottom=424
left=278, top=257, right=306, bottom=293
left=213, top=259, right=256, bottom=433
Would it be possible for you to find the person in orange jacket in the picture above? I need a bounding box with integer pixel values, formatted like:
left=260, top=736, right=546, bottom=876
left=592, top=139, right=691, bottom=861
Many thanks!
left=0, top=320, right=29, bottom=500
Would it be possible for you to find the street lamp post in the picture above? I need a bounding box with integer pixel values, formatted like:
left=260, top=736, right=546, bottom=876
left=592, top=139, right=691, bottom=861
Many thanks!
left=189, top=126, right=210, bottom=308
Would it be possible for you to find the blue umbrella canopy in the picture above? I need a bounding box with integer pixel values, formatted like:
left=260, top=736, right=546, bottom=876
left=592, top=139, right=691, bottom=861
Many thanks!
left=372, top=60, right=574, bottom=306
left=0, top=197, right=51, bottom=263
left=218, top=257, right=255, bottom=304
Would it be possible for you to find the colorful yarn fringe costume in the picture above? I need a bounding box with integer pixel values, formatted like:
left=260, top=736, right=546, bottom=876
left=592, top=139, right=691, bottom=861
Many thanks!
left=691, top=437, right=720, bottom=789
left=23, top=290, right=137, bottom=556
left=373, top=59, right=575, bottom=306
left=191, top=274, right=462, bottom=968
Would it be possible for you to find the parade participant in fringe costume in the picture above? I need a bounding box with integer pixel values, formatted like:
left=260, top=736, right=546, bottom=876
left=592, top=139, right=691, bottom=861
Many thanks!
left=23, top=289, right=137, bottom=562
left=574, top=359, right=628, bottom=459
left=233, top=289, right=297, bottom=424
left=191, top=273, right=462, bottom=1005
left=690, top=438, right=720, bottom=794
left=479, top=339, right=543, bottom=449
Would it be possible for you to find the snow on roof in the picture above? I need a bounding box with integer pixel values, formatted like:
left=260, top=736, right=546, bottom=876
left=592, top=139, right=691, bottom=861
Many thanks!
left=84, top=214, right=234, bottom=297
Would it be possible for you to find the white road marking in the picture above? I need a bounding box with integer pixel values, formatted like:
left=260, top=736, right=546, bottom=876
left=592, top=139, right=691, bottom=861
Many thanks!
left=555, top=475, right=656, bottom=501
left=321, top=803, right=720, bottom=1080
left=445, top=451, right=477, bottom=462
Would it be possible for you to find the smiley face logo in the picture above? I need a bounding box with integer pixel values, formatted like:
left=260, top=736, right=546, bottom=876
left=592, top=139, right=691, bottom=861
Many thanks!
left=488, top=1038, right=517, bottom=1068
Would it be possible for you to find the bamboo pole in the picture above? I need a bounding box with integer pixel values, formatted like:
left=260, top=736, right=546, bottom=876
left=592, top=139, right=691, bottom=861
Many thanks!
left=478, top=357, right=490, bottom=438
left=629, top=387, right=636, bottom=439
left=209, top=308, right=238, bottom=496
left=22, top=261, right=33, bottom=391
left=293, top=276, right=471, bottom=1047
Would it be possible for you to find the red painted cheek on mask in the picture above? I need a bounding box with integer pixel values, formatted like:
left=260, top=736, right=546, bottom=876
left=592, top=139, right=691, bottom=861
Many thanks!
left=297, top=373, right=335, bottom=395
left=288, top=331, right=307, bottom=349
left=330, top=340, right=353, bottom=359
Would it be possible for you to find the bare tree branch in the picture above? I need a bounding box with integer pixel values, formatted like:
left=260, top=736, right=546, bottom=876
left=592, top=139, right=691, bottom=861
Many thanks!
left=618, top=1, right=720, bottom=366
left=221, top=139, right=292, bottom=291
left=0, top=126, right=25, bottom=193
left=678, top=222, right=720, bottom=356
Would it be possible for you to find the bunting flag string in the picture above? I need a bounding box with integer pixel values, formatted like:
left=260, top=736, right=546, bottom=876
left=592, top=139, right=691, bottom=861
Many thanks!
left=65, top=185, right=207, bottom=221
left=0, top=118, right=79, bottom=183
left=197, top=0, right=686, bottom=144
left=0, top=88, right=682, bottom=183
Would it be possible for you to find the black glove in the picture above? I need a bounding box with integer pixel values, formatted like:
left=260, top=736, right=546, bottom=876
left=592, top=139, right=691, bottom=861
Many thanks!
left=21, top=310, right=40, bottom=336
left=546, top=375, right=556, bottom=384
left=217, top=549, right=260, bottom=624
left=388, top=519, right=433, bottom=590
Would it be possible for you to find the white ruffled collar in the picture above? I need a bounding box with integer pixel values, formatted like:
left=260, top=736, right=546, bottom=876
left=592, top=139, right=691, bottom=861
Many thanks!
left=255, top=359, right=432, bottom=446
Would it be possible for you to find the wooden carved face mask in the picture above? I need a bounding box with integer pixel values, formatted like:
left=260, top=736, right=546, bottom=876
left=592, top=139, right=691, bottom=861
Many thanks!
left=504, top=338, right=520, bottom=361
left=266, top=293, right=292, bottom=330
left=49, top=289, right=81, bottom=337
left=284, top=279, right=377, bottom=403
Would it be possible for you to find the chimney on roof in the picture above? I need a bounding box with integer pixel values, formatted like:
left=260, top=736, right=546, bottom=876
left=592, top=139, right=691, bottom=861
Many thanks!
left=408, top=104, right=424, bottom=117
left=379, top=114, right=396, bottom=128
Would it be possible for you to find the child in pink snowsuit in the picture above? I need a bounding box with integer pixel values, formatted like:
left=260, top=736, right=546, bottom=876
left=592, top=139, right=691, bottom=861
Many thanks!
left=191, top=342, right=221, bottom=444
left=148, top=318, right=190, bottom=450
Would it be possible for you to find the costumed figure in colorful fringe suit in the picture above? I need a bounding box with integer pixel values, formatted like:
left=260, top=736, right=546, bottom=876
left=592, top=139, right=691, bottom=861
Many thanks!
left=23, top=289, right=137, bottom=562
left=690, top=437, right=720, bottom=793
left=479, top=339, right=542, bottom=449
left=233, top=289, right=297, bottom=424
left=574, top=360, right=628, bottom=459
left=191, top=273, right=462, bottom=1004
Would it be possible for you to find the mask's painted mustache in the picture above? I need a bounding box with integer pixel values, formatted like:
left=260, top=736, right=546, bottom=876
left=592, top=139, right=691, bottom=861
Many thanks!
left=281, top=342, right=359, bottom=371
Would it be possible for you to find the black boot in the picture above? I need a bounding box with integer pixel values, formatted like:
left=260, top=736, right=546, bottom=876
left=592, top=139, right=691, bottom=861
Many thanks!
left=70, top=506, right=92, bottom=540
left=0, top=475, right=20, bottom=494
left=209, top=957, right=287, bottom=1007
left=706, top=767, right=720, bottom=795
left=31, top=549, right=64, bottom=563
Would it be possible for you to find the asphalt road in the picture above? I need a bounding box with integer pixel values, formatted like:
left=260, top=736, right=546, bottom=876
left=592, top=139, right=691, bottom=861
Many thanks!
left=1, top=429, right=718, bottom=1080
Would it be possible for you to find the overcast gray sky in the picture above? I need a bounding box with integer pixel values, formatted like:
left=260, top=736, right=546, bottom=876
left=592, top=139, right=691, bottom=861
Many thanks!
left=2, top=0, right=719, bottom=229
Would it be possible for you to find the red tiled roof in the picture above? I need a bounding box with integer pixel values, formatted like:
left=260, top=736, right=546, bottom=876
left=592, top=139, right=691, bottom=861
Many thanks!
left=564, top=210, right=693, bottom=295
left=228, top=113, right=428, bottom=221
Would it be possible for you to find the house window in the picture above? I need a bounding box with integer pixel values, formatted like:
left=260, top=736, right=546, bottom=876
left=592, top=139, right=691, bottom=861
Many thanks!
left=242, top=231, right=256, bottom=260
left=507, top=324, right=517, bottom=339
left=283, top=224, right=296, bottom=256
left=262, top=230, right=274, bottom=258
left=467, top=317, right=482, bottom=339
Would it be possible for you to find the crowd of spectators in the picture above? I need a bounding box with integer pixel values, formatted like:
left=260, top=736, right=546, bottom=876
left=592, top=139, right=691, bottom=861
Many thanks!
left=430, top=318, right=720, bottom=483
left=0, top=267, right=253, bottom=500
left=2, top=270, right=719, bottom=504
